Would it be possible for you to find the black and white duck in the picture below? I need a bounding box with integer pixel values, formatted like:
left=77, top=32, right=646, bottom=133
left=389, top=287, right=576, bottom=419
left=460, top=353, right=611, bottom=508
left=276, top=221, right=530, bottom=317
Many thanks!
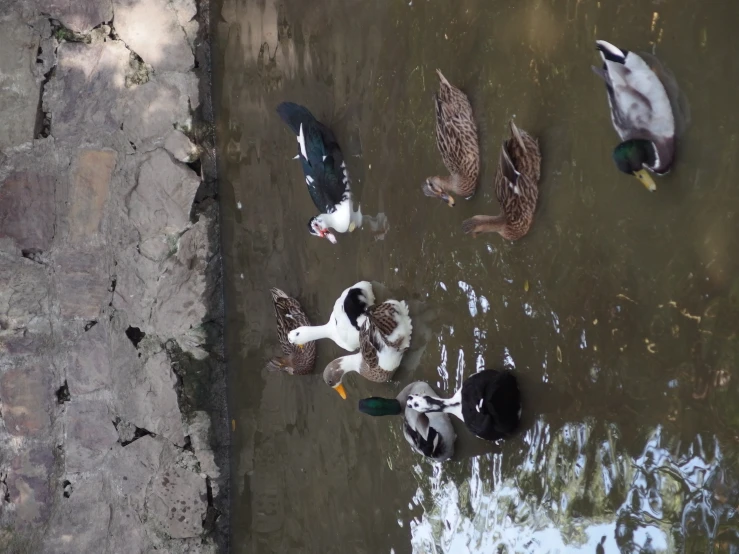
left=358, top=381, right=456, bottom=462
left=406, top=369, right=521, bottom=442
left=322, top=299, right=413, bottom=399
left=276, top=102, right=363, bottom=242
left=287, top=281, right=374, bottom=352
left=592, top=40, right=676, bottom=191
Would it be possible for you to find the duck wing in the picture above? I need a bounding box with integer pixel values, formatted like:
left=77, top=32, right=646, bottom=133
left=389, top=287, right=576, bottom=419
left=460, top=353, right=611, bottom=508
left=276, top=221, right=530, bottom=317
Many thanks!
left=270, top=288, right=310, bottom=342
left=403, top=413, right=446, bottom=459
left=276, top=102, right=348, bottom=213
left=434, top=73, right=478, bottom=178
left=593, top=44, right=674, bottom=142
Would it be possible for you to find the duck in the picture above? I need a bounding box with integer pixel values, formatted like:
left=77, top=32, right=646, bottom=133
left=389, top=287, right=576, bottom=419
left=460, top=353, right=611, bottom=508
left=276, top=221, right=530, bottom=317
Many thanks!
left=422, top=69, right=480, bottom=207
left=265, top=288, right=317, bottom=375
left=287, top=281, right=374, bottom=352
left=276, top=102, right=363, bottom=242
left=592, top=40, right=676, bottom=191
left=358, top=381, right=456, bottom=462
left=462, top=120, right=541, bottom=241
left=406, top=369, right=521, bottom=442
left=323, top=299, right=413, bottom=399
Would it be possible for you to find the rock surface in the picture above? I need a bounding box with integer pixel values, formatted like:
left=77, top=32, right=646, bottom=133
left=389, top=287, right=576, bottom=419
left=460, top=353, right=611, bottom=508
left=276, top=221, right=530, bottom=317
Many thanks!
left=0, top=0, right=226, bottom=552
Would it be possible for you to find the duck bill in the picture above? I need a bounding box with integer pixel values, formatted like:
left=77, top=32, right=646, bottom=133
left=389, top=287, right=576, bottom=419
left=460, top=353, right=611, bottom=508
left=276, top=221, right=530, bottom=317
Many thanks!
left=633, top=169, right=657, bottom=192
left=332, top=383, right=347, bottom=400
left=321, top=230, right=338, bottom=244
left=444, top=194, right=455, bottom=207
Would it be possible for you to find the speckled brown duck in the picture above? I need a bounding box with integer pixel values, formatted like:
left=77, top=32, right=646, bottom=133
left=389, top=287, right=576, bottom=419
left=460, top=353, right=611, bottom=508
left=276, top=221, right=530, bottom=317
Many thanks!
left=422, top=69, right=480, bottom=207
left=266, top=287, right=317, bottom=375
left=462, top=120, right=541, bottom=241
left=322, top=300, right=413, bottom=399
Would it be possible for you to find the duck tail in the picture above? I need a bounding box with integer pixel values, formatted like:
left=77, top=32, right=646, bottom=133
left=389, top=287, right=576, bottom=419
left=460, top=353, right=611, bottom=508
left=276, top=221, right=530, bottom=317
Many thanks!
left=276, top=102, right=318, bottom=135
left=265, top=356, right=294, bottom=373
left=435, top=68, right=451, bottom=87
left=508, top=120, right=527, bottom=153
left=595, top=40, right=627, bottom=65
left=487, top=371, right=522, bottom=433
left=269, top=287, right=289, bottom=301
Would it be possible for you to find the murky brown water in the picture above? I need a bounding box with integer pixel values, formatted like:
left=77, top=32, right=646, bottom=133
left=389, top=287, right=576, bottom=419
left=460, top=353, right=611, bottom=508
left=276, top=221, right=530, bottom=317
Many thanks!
left=213, top=1, right=739, bottom=552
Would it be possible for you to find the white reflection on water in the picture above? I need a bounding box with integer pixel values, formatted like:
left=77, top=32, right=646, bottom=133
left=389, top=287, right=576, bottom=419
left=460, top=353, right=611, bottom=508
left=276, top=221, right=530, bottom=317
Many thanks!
left=458, top=281, right=478, bottom=317
left=408, top=423, right=726, bottom=554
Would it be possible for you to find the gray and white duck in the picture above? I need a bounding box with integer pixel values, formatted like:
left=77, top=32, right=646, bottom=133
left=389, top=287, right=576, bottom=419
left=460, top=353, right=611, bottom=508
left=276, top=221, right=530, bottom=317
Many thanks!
left=276, top=102, right=363, bottom=243
left=592, top=40, right=676, bottom=191
left=358, top=381, right=456, bottom=462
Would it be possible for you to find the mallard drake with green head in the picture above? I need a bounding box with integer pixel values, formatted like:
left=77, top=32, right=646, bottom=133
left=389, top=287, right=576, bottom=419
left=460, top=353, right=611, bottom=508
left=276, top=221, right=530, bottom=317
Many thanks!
left=592, top=40, right=676, bottom=191
left=266, top=288, right=317, bottom=375
left=462, top=120, right=541, bottom=241
left=323, top=299, right=412, bottom=399
left=358, top=381, right=456, bottom=462
left=422, top=69, right=480, bottom=207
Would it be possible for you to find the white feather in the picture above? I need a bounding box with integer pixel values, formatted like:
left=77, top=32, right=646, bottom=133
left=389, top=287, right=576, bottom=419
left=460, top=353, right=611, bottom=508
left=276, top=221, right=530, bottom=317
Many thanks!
left=297, top=123, right=308, bottom=160
left=596, top=40, right=626, bottom=62
left=287, top=281, right=375, bottom=351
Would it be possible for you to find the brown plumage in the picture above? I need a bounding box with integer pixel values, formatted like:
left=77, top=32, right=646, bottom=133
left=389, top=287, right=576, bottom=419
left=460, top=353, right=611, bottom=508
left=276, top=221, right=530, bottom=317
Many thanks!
left=323, top=300, right=413, bottom=398
left=358, top=302, right=407, bottom=381
left=462, top=120, right=541, bottom=241
left=422, top=69, right=480, bottom=207
left=266, top=288, right=317, bottom=375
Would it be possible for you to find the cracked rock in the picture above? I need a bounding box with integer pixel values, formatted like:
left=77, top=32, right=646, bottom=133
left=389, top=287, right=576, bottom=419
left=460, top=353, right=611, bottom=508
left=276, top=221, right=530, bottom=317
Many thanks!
left=113, top=0, right=195, bottom=73
left=165, top=129, right=199, bottom=163
left=45, top=40, right=130, bottom=140
left=126, top=149, right=200, bottom=239
left=0, top=14, right=41, bottom=150
left=44, top=0, right=114, bottom=34
left=65, top=400, right=118, bottom=473
left=148, top=460, right=207, bottom=539
left=111, top=334, right=186, bottom=446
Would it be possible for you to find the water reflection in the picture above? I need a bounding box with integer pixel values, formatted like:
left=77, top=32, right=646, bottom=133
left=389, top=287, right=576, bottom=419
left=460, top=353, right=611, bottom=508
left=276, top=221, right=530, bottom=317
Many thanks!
left=408, top=423, right=736, bottom=553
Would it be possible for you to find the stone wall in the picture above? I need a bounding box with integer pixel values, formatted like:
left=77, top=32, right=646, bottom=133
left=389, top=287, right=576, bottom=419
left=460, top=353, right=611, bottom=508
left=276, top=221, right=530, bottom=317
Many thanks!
left=0, top=0, right=227, bottom=552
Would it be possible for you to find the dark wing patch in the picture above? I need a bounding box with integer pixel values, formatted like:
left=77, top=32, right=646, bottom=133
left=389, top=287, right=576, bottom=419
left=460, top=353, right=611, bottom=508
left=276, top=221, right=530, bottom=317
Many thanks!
left=343, top=287, right=370, bottom=330
left=404, top=419, right=443, bottom=459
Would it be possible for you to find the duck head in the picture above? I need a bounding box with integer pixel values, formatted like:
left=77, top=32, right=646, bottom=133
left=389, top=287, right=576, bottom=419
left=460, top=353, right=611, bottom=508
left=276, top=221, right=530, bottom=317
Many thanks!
left=613, top=140, right=658, bottom=192
left=323, top=359, right=348, bottom=399
left=308, top=216, right=338, bottom=243
left=422, top=177, right=455, bottom=207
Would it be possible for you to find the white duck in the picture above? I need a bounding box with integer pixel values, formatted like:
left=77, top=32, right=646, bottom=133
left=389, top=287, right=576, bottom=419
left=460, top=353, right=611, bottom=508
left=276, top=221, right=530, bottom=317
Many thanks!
left=322, top=299, right=413, bottom=399
left=287, top=281, right=374, bottom=352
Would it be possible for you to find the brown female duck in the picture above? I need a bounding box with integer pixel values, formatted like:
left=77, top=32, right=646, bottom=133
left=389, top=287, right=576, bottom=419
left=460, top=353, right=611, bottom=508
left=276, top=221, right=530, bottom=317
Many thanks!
left=462, top=120, right=541, bottom=240
left=266, top=288, right=317, bottom=375
left=422, top=69, right=480, bottom=207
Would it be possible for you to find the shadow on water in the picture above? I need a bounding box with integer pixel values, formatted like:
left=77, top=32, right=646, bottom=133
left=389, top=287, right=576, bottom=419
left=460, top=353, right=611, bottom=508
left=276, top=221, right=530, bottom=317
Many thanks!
left=213, top=0, right=739, bottom=552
